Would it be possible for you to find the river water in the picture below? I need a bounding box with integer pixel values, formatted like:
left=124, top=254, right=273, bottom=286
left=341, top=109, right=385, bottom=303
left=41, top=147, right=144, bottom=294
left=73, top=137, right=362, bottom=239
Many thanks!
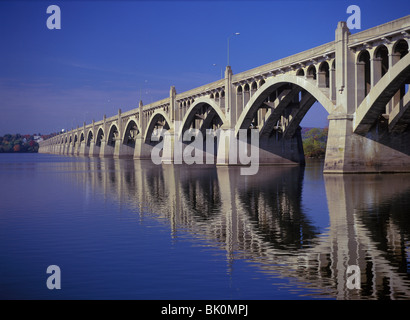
left=1, top=153, right=410, bottom=300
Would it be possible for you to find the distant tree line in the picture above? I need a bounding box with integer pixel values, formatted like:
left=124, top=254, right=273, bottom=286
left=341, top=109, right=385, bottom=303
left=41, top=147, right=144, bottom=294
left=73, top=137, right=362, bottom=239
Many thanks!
left=302, top=128, right=328, bottom=158
left=1, top=130, right=328, bottom=156
left=0, top=133, right=55, bottom=153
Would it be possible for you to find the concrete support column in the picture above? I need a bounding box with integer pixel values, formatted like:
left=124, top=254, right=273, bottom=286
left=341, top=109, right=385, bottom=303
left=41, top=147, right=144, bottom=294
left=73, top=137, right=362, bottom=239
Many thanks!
left=390, top=53, right=403, bottom=111
left=225, top=66, right=234, bottom=128
left=355, top=61, right=366, bottom=109
left=370, top=57, right=382, bottom=87
left=79, top=123, right=87, bottom=156
left=100, top=140, right=114, bottom=158
left=243, top=87, right=250, bottom=110
left=170, top=86, right=176, bottom=122
left=133, top=138, right=152, bottom=160
left=114, top=137, right=134, bottom=158
left=138, top=101, right=146, bottom=138
left=134, top=100, right=152, bottom=160
left=324, top=21, right=357, bottom=173
left=306, top=74, right=315, bottom=82
left=236, top=90, right=243, bottom=123
left=390, top=52, right=401, bottom=68
left=103, top=114, right=107, bottom=140
left=325, top=113, right=410, bottom=173
left=329, top=63, right=336, bottom=101
left=317, top=71, right=327, bottom=88
left=89, top=141, right=98, bottom=157
left=118, top=109, right=122, bottom=137
left=68, top=142, right=73, bottom=155
left=324, top=115, right=355, bottom=172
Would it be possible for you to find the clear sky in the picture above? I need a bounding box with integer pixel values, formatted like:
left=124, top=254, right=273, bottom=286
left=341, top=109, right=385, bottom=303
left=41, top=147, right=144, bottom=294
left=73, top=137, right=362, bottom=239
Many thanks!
left=0, top=0, right=409, bottom=135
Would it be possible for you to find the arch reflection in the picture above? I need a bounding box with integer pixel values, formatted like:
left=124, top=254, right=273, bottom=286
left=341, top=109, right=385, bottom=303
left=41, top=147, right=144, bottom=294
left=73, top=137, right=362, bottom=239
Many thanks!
left=65, top=159, right=410, bottom=299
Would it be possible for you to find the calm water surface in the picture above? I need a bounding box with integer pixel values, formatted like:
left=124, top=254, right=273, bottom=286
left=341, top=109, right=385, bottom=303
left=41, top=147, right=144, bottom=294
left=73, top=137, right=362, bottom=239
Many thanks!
left=1, top=153, right=410, bottom=300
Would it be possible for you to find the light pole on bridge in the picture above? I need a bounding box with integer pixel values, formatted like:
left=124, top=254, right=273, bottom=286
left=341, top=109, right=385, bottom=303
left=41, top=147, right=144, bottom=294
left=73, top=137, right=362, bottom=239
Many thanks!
left=227, top=32, right=240, bottom=67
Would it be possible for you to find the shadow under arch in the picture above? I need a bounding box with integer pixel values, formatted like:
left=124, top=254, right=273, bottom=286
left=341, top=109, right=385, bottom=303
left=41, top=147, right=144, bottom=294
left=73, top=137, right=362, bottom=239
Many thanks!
left=86, top=129, right=94, bottom=147
left=95, top=127, right=104, bottom=147
left=233, top=74, right=333, bottom=165
left=178, top=96, right=228, bottom=141
left=107, top=123, right=119, bottom=147
left=122, top=117, right=141, bottom=148
left=354, top=53, right=410, bottom=134
left=235, top=74, right=334, bottom=137
left=144, top=110, right=172, bottom=144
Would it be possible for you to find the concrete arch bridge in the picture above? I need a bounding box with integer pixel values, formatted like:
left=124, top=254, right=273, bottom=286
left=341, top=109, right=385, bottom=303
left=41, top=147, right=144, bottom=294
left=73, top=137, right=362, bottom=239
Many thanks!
left=39, top=16, right=410, bottom=173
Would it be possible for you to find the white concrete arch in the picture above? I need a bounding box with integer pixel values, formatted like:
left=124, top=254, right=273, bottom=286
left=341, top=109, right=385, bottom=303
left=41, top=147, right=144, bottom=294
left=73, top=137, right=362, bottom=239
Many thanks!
left=95, top=126, right=105, bottom=146
left=393, top=38, right=409, bottom=56
left=106, top=122, right=119, bottom=145
left=373, top=43, right=389, bottom=59
left=354, top=52, right=410, bottom=134
left=235, top=74, right=334, bottom=136
left=122, top=116, right=141, bottom=143
left=178, top=96, right=228, bottom=141
left=144, top=109, right=173, bottom=143
left=86, top=128, right=94, bottom=145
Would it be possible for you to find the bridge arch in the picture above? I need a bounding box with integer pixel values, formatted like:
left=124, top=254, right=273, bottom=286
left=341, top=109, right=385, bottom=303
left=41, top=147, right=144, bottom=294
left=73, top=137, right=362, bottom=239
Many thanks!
left=144, top=110, right=172, bottom=144
left=318, top=61, right=330, bottom=88
left=393, top=39, right=409, bottom=60
left=307, top=65, right=317, bottom=80
left=107, top=123, right=119, bottom=147
left=122, top=117, right=141, bottom=147
left=86, top=129, right=94, bottom=147
left=354, top=53, right=410, bottom=134
left=357, top=49, right=371, bottom=98
left=296, top=68, right=305, bottom=77
left=235, top=74, right=333, bottom=137
left=374, top=45, right=389, bottom=73
left=95, top=127, right=104, bottom=147
left=178, top=96, right=227, bottom=141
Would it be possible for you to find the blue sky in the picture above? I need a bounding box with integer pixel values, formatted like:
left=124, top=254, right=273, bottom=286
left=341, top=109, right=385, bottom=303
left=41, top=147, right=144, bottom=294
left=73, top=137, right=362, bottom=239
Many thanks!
left=0, top=0, right=409, bottom=135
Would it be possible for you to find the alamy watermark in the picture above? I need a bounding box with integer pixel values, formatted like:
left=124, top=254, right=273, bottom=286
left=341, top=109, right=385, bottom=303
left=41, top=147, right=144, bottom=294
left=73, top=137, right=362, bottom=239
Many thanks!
left=46, top=265, right=61, bottom=290
left=46, top=5, right=61, bottom=30
left=346, top=265, right=361, bottom=290
left=347, top=5, right=361, bottom=30
left=45, top=4, right=360, bottom=31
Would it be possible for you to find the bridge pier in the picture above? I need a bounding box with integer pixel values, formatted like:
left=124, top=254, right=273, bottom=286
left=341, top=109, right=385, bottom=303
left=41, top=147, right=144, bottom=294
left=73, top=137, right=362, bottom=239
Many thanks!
left=74, top=144, right=79, bottom=156
left=114, top=140, right=134, bottom=158
left=134, top=137, right=154, bottom=160
left=78, top=142, right=89, bottom=156
left=258, top=129, right=305, bottom=166
left=67, top=143, right=73, bottom=155
left=100, top=141, right=114, bottom=158
left=88, top=142, right=99, bottom=157
left=324, top=114, right=410, bottom=173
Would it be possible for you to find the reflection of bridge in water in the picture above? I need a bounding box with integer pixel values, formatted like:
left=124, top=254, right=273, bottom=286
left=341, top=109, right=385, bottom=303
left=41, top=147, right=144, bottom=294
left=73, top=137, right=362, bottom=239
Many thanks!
left=69, top=158, right=410, bottom=299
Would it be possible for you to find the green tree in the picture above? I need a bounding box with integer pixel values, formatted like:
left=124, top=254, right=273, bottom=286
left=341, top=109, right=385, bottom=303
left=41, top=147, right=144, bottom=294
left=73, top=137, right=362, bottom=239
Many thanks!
left=303, top=128, right=328, bottom=158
